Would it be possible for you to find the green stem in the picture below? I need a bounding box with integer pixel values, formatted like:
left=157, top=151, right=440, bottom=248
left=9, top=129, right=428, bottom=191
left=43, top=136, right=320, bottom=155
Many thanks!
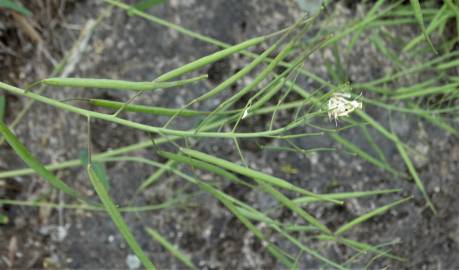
left=0, top=82, right=319, bottom=139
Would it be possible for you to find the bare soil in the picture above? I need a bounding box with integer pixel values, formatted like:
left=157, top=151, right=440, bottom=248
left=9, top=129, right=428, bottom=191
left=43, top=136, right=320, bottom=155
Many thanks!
left=1, top=1, right=458, bottom=269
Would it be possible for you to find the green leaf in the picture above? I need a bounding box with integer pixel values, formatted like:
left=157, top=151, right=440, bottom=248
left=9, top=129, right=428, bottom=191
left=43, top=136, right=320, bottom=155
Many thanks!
left=0, top=0, right=32, bottom=16
left=0, top=212, right=9, bottom=224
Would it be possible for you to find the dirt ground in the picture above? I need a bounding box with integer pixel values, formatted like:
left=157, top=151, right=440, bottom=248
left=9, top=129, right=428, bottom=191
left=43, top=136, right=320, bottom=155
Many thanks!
left=1, top=0, right=459, bottom=269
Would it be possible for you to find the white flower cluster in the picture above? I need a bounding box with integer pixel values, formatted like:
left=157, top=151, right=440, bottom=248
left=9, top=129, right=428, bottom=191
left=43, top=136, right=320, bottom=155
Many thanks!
left=328, top=92, right=362, bottom=125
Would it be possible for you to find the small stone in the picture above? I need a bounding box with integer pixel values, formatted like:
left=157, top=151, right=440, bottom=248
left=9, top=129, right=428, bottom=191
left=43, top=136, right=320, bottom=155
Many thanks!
left=108, top=235, right=115, bottom=243
left=126, top=254, right=141, bottom=270
left=409, top=142, right=430, bottom=168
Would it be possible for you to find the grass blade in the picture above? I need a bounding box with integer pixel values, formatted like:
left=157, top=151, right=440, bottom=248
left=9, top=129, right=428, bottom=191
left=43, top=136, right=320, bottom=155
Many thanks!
left=254, top=177, right=332, bottom=235
left=0, top=94, right=5, bottom=122
left=179, top=148, right=342, bottom=204
left=80, top=149, right=109, bottom=191
left=174, top=149, right=332, bottom=234
left=292, top=189, right=400, bottom=205
left=0, top=121, right=82, bottom=199
left=0, top=0, right=32, bottom=16
left=132, top=0, right=165, bottom=11
left=403, top=3, right=450, bottom=53
left=233, top=206, right=345, bottom=269
left=86, top=164, right=156, bottom=270
left=394, top=139, right=435, bottom=213
left=90, top=99, right=209, bottom=117
left=195, top=181, right=295, bottom=268
left=157, top=151, right=254, bottom=188
left=409, top=0, right=437, bottom=53
left=100, top=155, right=296, bottom=267
left=392, top=83, right=459, bottom=100
left=145, top=227, right=197, bottom=270
left=335, top=197, right=411, bottom=236
left=319, top=235, right=404, bottom=261
left=0, top=82, right=317, bottom=139
left=329, top=132, right=400, bottom=175
left=137, top=159, right=176, bottom=191
left=274, top=226, right=348, bottom=270
left=356, top=111, right=435, bottom=212
left=359, top=124, right=389, bottom=165
left=0, top=197, right=184, bottom=213
left=40, top=74, right=207, bottom=91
